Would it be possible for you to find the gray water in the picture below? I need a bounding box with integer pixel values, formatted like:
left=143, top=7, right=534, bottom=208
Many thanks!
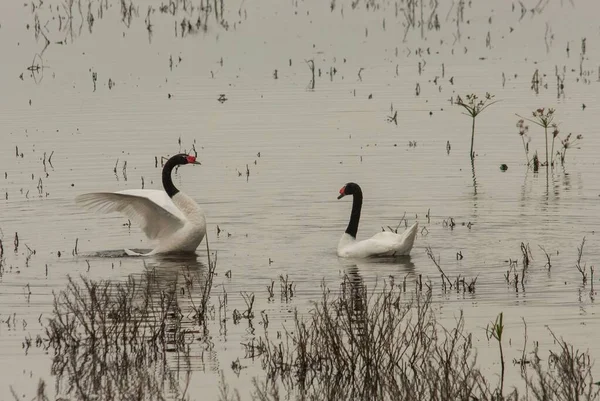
left=1, top=0, right=600, bottom=398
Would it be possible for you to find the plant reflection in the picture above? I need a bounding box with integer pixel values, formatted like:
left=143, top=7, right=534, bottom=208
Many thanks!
left=43, top=253, right=217, bottom=401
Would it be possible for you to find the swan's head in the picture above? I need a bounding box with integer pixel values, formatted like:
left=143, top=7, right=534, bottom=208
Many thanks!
left=337, top=182, right=361, bottom=199
left=172, top=154, right=201, bottom=165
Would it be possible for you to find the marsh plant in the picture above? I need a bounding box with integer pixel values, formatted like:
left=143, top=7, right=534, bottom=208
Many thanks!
left=519, top=108, right=555, bottom=167
left=517, top=108, right=582, bottom=168
left=455, top=93, right=498, bottom=159
left=559, top=132, right=584, bottom=165
left=33, top=256, right=217, bottom=401
left=19, top=269, right=600, bottom=401
left=250, top=282, right=491, bottom=400
left=517, top=119, right=531, bottom=165
left=486, top=312, right=506, bottom=398
left=238, top=279, right=600, bottom=401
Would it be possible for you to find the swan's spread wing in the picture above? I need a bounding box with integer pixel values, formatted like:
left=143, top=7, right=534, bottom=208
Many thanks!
left=117, top=190, right=187, bottom=221
left=75, top=191, right=186, bottom=240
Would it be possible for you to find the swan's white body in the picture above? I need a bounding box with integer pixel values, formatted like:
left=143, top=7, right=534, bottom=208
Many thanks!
left=337, top=222, right=419, bottom=258
left=76, top=189, right=206, bottom=256
left=336, top=182, right=418, bottom=258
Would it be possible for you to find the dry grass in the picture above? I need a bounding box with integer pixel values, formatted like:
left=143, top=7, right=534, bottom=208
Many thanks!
left=20, top=259, right=600, bottom=401
left=242, top=276, right=600, bottom=401
left=36, top=253, right=217, bottom=401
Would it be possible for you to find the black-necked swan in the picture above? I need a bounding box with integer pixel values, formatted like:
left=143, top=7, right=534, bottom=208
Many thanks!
left=75, top=154, right=206, bottom=256
left=337, top=182, right=418, bottom=258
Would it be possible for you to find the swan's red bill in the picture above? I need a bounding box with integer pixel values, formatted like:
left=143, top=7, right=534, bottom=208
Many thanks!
left=337, top=186, right=346, bottom=199
left=186, top=155, right=201, bottom=165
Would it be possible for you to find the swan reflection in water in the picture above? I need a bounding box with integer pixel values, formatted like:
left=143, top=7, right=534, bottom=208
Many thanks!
left=139, top=253, right=217, bottom=366
left=48, top=253, right=216, bottom=401
left=338, top=256, right=416, bottom=338
left=142, top=253, right=208, bottom=294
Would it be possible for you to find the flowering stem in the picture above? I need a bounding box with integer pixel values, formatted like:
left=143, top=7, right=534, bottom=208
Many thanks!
left=544, top=126, right=549, bottom=167
left=550, top=136, right=555, bottom=167
left=521, top=136, right=529, bottom=165
left=470, top=116, right=476, bottom=159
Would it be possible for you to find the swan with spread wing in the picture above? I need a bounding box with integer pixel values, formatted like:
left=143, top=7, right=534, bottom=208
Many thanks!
left=76, top=154, right=206, bottom=256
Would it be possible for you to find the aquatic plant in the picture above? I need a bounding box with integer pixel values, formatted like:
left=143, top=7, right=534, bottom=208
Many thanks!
left=505, top=259, right=525, bottom=291
left=517, top=108, right=555, bottom=168
left=306, top=59, right=316, bottom=90
left=559, top=133, right=584, bottom=165
left=574, top=237, right=589, bottom=284
left=517, top=119, right=531, bottom=165
left=42, top=275, right=185, bottom=400
left=18, top=265, right=600, bottom=401
left=455, top=93, right=498, bottom=159
left=517, top=109, right=582, bottom=168
left=427, top=246, right=477, bottom=293
left=532, top=152, right=540, bottom=172
left=189, top=242, right=218, bottom=326
left=551, top=124, right=559, bottom=166
left=34, top=249, right=217, bottom=401
left=486, top=312, right=506, bottom=398
left=241, top=280, right=600, bottom=401
left=538, top=245, right=552, bottom=269
left=218, top=370, right=242, bottom=401
left=523, top=329, right=600, bottom=401
left=245, top=277, right=492, bottom=400
left=254, top=282, right=491, bottom=400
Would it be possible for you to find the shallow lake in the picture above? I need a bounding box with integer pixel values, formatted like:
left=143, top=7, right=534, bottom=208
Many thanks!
left=1, top=0, right=599, bottom=399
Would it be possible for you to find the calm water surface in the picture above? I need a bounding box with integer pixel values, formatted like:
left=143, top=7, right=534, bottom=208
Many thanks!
left=1, top=0, right=600, bottom=398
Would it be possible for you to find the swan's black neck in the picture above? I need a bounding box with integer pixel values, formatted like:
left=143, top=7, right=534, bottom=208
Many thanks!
left=346, top=189, right=362, bottom=238
left=162, top=157, right=181, bottom=197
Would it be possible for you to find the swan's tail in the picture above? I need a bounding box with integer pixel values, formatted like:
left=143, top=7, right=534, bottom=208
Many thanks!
left=397, top=222, right=419, bottom=255
left=401, top=221, right=418, bottom=239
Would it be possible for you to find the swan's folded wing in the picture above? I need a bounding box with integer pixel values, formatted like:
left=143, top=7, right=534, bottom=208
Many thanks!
left=75, top=192, right=186, bottom=240
left=361, top=235, right=399, bottom=255
left=338, top=235, right=395, bottom=258
left=369, top=223, right=418, bottom=255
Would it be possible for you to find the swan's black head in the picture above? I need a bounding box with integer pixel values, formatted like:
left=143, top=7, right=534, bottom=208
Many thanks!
left=162, top=153, right=201, bottom=198
left=338, top=182, right=361, bottom=199
left=170, top=153, right=201, bottom=166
